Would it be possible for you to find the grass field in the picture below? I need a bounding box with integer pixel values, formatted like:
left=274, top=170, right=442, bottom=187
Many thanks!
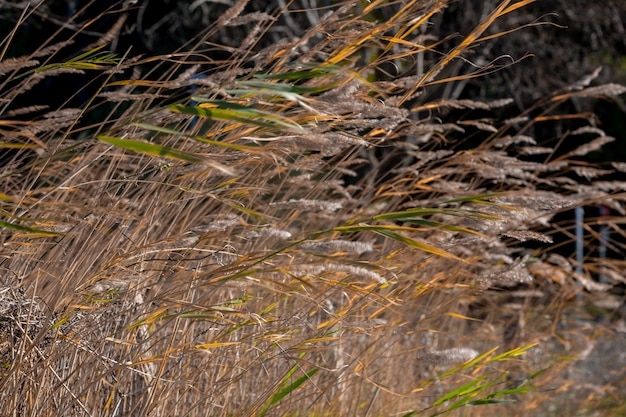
left=1, top=1, right=625, bottom=416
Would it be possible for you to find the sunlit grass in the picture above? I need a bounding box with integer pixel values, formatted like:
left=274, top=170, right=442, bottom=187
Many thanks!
left=0, top=1, right=624, bottom=416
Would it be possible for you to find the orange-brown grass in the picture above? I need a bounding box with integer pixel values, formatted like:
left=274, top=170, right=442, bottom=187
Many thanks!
left=0, top=1, right=625, bottom=416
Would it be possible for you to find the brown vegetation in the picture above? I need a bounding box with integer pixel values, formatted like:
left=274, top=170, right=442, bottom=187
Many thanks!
left=0, top=1, right=625, bottom=416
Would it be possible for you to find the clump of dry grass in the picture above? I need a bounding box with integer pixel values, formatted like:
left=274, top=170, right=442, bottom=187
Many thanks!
left=0, top=1, right=625, bottom=416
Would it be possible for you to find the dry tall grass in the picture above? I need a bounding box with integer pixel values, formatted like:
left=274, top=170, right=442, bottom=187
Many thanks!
left=1, top=1, right=625, bottom=416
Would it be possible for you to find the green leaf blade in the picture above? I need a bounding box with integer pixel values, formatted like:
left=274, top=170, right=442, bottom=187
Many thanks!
left=97, top=135, right=200, bottom=162
left=0, top=221, right=61, bottom=236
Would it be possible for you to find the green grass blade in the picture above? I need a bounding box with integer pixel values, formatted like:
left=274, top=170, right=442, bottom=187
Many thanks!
left=474, top=385, right=534, bottom=401
left=467, top=398, right=517, bottom=405
left=373, top=207, right=502, bottom=222
left=133, top=123, right=260, bottom=152
left=97, top=135, right=200, bottom=162
left=332, top=223, right=465, bottom=261
left=373, top=207, right=453, bottom=220
left=235, top=79, right=339, bottom=95
left=374, top=229, right=465, bottom=262
left=524, top=367, right=550, bottom=384
left=432, top=376, right=489, bottom=406
left=436, top=346, right=499, bottom=380
left=401, top=218, right=488, bottom=237
left=269, top=368, right=319, bottom=406
left=258, top=355, right=319, bottom=417
left=170, top=103, right=305, bottom=133
left=35, top=45, right=120, bottom=72
left=486, top=342, right=538, bottom=363
left=0, top=221, right=61, bottom=236
left=442, top=193, right=504, bottom=203
left=252, top=62, right=348, bottom=81
left=333, top=224, right=423, bottom=233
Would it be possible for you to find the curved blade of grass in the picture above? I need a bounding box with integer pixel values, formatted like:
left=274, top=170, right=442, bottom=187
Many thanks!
left=0, top=143, right=41, bottom=150
left=436, top=346, right=499, bottom=380
left=443, top=193, right=520, bottom=210
left=221, top=87, right=320, bottom=114
left=258, top=364, right=320, bottom=417
left=0, top=220, right=61, bottom=236
left=235, top=79, right=339, bottom=95
left=133, top=123, right=261, bottom=153
left=433, top=370, right=541, bottom=416
left=433, top=378, right=504, bottom=416
left=486, top=342, right=538, bottom=363
left=221, top=83, right=320, bottom=112
left=401, top=219, right=488, bottom=238
left=333, top=218, right=488, bottom=238
left=443, top=193, right=504, bottom=203
left=373, top=207, right=503, bottom=221
left=433, top=375, right=490, bottom=407
left=468, top=398, right=518, bottom=405
left=35, top=45, right=120, bottom=72
left=125, top=307, right=169, bottom=330
left=171, top=100, right=305, bottom=133
left=372, top=228, right=464, bottom=262
left=97, top=135, right=200, bottom=162
left=194, top=341, right=240, bottom=349
left=269, top=368, right=320, bottom=405
left=373, top=207, right=456, bottom=219
left=331, top=223, right=465, bottom=261
left=523, top=367, right=550, bottom=385
left=9, top=46, right=118, bottom=81
left=253, top=62, right=348, bottom=80
left=334, top=224, right=428, bottom=233
left=469, top=385, right=534, bottom=404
